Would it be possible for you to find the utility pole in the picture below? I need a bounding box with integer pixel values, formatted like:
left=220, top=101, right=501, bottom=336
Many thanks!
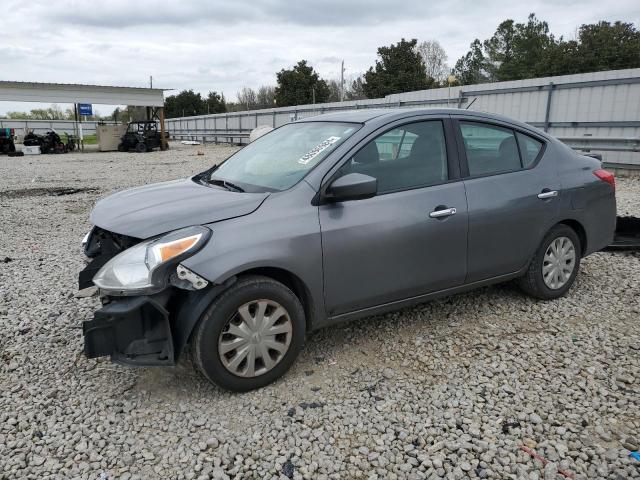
left=150, top=75, right=153, bottom=88
left=447, top=72, right=456, bottom=107
left=340, top=60, right=345, bottom=102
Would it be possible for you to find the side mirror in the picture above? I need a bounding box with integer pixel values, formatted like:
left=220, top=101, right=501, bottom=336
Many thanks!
left=325, top=173, right=377, bottom=202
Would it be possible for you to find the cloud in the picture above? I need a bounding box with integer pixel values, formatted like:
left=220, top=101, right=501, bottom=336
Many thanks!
left=42, top=0, right=448, bottom=28
left=0, top=0, right=638, bottom=114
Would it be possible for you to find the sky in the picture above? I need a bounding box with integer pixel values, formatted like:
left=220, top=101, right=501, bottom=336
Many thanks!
left=1, top=0, right=639, bottom=115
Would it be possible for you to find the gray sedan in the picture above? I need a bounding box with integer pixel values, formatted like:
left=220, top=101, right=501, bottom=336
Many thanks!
left=80, top=108, right=616, bottom=391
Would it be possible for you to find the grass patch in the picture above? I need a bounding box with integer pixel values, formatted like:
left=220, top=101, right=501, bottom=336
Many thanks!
left=80, top=134, right=98, bottom=145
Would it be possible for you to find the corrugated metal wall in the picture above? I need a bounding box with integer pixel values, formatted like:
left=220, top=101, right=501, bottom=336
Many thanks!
left=166, top=68, right=640, bottom=166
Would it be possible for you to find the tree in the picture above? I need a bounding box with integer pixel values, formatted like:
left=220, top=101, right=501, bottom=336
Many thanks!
left=539, top=39, right=582, bottom=76
left=453, top=39, right=489, bottom=85
left=574, top=21, right=640, bottom=73
left=326, top=79, right=342, bottom=102
left=256, top=85, right=277, bottom=108
left=512, top=14, right=555, bottom=78
left=206, top=91, right=226, bottom=114
left=5, top=105, right=74, bottom=120
left=482, top=15, right=554, bottom=81
left=345, top=77, right=367, bottom=100
left=415, top=40, right=449, bottom=84
left=275, top=60, right=330, bottom=106
left=482, top=20, right=517, bottom=80
left=4, top=111, right=29, bottom=119
left=453, top=14, right=640, bottom=84
left=362, top=38, right=434, bottom=98
left=237, top=87, right=258, bottom=110
left=164, top=89, right=207, bottom=118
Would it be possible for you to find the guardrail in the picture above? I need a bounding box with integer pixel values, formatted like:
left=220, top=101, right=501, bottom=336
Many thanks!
left=169, top=129, right=251, bottom=144
left=558, top=137, right=640, bottom=153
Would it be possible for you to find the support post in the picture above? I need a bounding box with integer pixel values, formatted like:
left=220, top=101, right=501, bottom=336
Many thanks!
left=159, top=107, right=167, bottom=151
left=544, top=82, right=556, bottom=132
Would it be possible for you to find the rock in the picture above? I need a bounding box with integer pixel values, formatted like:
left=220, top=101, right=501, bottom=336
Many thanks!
left=142, top=451, right=156, bottom=461
left=530, top=413, right=543, bottom=424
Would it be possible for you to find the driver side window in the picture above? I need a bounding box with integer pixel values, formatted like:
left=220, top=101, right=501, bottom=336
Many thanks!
left=336, top=120, right=448, bottom=194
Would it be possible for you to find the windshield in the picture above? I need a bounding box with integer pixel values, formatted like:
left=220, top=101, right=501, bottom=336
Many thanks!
left=206, top=122, right=360, bottom=192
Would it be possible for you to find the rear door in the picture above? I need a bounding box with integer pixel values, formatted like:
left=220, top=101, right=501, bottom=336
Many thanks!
left=319, top=117, right=468, bottom=317
left=454, top=117, right=560, bottom=282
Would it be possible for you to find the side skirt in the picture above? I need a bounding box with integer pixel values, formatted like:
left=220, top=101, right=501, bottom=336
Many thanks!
left=321, top=268, right=527, bottom=328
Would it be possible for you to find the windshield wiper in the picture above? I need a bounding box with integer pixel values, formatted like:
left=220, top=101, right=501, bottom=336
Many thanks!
left=208, top=178, right=245, bottom=192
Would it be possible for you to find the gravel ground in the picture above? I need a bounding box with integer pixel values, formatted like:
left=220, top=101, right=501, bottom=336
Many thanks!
left=1, top=144, right=639, bottom=480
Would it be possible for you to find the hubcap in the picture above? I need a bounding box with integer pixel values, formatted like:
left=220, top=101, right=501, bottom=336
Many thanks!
left=218, top=299, right=292, bottom=378
left=542, top=236, right=576, bottom=290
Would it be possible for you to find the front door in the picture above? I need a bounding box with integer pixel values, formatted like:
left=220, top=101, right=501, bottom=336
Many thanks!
left=319, top=119, right=468, bottom=317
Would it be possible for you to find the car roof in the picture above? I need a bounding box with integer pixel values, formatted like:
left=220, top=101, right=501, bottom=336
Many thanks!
left=296, top=109, right=399, bottom=123
left=296, top=108, right=546, bottom=137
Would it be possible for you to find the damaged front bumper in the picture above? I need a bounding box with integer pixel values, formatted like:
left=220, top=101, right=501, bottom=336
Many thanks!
left=83, top=292, right=175, bottom=366
left=78, top=225, right=225, bottom=366
left=81, top=283, right=228, bottom=367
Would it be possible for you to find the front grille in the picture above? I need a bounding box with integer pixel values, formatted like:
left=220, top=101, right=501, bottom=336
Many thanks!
left=84, top=227, right=140, bottom=259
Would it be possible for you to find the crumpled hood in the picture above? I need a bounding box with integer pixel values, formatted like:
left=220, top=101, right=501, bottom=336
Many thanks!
left=91, top=177, right=269, bottom=238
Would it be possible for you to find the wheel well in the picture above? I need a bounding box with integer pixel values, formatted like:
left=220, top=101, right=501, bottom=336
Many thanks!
left=236, top=267, right=315, bottom=332
left=558, top=219, right=587, bottom=256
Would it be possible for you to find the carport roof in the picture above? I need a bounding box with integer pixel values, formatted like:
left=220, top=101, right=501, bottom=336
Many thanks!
left=0, top=81, right=170, bottom=107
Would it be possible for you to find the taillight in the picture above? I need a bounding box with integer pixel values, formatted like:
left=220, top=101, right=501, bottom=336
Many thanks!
left=593, top=169, right=615, bottom=191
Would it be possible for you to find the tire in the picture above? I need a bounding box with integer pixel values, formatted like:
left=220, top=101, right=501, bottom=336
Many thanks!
left=135, top=142, right=147, bottom=153
left=518, top=224, right=581, bottom=300
left=192, top=275, right=306, bottom=392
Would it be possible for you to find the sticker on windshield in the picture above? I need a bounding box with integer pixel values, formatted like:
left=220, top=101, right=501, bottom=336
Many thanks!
left=298, top=136, right=341, bottom=165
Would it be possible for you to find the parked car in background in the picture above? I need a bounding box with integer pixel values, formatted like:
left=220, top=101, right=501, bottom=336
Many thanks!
left=79, top=109, right=616, bottom=391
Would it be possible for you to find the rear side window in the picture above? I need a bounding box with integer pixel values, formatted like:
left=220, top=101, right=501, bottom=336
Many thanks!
left=516, top=132, right=543, bottom=167
left=460, top=122, right=521, bottom=176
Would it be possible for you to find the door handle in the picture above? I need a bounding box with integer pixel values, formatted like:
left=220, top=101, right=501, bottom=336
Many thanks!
left=537, top=190, right=558, bottom=199
left=429, top=207, right=457, bottom=218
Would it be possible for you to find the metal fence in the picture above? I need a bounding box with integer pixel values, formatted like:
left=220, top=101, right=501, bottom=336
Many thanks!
left=0, top=119, right=100, bottom=137
left=165, top=68, right=640, bottom=167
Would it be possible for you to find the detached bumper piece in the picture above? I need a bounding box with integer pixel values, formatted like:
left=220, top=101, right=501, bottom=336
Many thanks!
left=83, top=295, right=175, bottom=366
left=611, top=216, right=640, bottom=249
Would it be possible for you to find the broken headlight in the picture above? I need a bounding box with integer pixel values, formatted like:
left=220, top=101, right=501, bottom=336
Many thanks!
left=92, top=226, right=211, bottom=295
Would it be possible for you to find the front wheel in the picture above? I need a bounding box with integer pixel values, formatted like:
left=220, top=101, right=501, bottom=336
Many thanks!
left=192, top=275, right=306, bottom=392
left=518, top=224, right=581, bottom=300
left=135, top=142, right=147, bottom=153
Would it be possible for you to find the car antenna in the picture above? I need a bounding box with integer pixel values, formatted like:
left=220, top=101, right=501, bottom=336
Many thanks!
left=465, top=97, right=478, bottom=110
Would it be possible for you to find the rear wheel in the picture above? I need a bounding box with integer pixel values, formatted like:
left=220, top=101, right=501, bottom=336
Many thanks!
left=135, top=142, right=147, bottom=153
left=518, top=224, right=581, bottom=300
left=192, top=275, right=305, bottom=392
